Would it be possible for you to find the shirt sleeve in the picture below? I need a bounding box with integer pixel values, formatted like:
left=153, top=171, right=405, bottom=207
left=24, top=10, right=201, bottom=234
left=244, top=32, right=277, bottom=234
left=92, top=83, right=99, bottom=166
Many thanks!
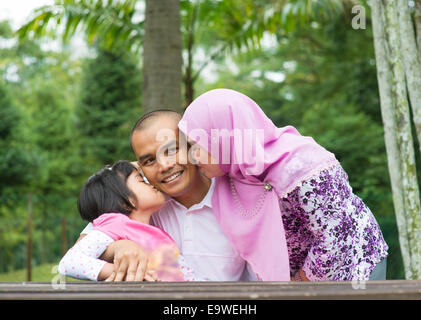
left=58, top=230, right=114, bottom=281
left=282, top=164, right=388, bottom=281
left=80, top=222, right=93, bottom=235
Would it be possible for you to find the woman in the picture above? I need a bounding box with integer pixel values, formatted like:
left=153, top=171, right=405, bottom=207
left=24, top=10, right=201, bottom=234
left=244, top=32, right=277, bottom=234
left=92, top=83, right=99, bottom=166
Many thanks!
left=179, top=88, right=388, bottom=281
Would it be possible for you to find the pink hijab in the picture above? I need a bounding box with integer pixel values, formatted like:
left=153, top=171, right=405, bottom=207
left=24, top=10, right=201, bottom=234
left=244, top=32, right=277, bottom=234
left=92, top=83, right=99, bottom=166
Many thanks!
left=179, top=88, right=338, bottom=281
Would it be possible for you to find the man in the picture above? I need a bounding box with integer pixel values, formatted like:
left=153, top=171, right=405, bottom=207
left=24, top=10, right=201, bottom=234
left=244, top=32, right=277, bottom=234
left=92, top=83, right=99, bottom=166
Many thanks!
left=77, top=110, right=255, bottom=281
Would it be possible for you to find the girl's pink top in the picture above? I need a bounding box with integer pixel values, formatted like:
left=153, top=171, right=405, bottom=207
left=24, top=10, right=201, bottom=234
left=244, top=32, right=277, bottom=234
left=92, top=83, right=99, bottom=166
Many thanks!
left=92, top=213, right=184, bottom=281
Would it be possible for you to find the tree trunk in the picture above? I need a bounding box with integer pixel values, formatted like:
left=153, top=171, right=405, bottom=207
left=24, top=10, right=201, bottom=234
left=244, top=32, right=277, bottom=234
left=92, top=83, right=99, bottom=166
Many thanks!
left=183, top=1, right=200, bottom=108
left=183, top=23, right=195, bottom=108
left=385, top=0, right=421, bottom=279
left=183, top=27, right=194, bottom=108
left=143, top=0, right=183, bottom=113
left=26, top=193, right=33, bottom=282
left=371, top=0, right=412, bottom=279
left=396, top=0, right=421, bottom=154
left=415, top=0, right=421, bottom=51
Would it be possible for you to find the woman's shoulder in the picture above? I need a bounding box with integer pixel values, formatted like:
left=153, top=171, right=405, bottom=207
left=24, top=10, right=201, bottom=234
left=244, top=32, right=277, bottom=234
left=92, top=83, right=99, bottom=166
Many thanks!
left=277, top=161, right=344, bottom=200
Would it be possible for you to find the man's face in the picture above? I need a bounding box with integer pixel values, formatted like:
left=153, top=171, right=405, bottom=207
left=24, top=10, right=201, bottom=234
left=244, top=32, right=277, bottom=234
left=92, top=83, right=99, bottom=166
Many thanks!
left=131, top=116, right=199, bottom=198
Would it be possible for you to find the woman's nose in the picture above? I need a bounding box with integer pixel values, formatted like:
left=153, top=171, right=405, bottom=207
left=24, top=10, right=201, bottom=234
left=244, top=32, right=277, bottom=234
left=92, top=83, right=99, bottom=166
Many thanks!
left=188, top=145, right=200, bottom=164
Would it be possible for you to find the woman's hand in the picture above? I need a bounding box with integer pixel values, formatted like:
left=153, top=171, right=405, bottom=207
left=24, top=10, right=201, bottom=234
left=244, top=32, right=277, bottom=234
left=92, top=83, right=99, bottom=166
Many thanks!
left=104, top=240, right=149, bottom=282
left=298, top=268, right=310, bottom=281
left=291, top=268, right=310, bottom=281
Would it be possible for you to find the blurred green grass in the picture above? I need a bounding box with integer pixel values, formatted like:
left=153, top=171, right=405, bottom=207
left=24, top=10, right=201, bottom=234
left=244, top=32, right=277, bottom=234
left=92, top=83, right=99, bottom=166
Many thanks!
left=0, top=263, right=81, bottom=282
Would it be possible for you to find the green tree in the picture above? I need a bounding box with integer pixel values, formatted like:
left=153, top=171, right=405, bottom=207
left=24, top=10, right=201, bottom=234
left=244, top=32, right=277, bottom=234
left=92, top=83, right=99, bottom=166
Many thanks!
left=77, top=48, right=142, bottom=168
left=18, top=0, right=354, bottom=108
left=17, top=0, right=182, bottom=112
left=1, top=19, right=85, bottom=271
left=0, top=80, right=43, bottom=272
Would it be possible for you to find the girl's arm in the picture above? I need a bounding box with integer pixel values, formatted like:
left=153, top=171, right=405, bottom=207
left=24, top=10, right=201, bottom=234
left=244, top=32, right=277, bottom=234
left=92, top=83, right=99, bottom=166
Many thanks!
left=58, top=230, right=114, bottom=281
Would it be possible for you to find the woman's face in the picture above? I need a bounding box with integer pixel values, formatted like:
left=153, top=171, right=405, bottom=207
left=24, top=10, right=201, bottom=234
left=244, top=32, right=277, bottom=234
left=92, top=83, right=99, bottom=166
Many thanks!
left=126, top=170, right=166, bottom=214
left=189, top=142, right=225, bottom=179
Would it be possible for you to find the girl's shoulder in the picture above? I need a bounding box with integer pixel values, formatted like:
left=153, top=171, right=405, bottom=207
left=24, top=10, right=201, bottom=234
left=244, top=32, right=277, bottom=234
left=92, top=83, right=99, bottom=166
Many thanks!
left=92, top=213, right=130, bottom=241
left=92, top=212, right=129, bottom=227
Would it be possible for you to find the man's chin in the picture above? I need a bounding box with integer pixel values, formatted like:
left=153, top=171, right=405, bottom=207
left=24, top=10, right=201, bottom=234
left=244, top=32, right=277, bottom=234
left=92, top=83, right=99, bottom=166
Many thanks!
left=161, top=185, right=189, bottom=198
left=159, top=176, right=190, bottom=198
left=198, top=167, right=214, bottom=179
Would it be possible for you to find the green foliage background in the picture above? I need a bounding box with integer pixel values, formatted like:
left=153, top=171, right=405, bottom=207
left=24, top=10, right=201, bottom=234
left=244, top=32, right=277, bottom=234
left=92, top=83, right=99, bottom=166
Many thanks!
left=0, top=2, right=406, bottom=280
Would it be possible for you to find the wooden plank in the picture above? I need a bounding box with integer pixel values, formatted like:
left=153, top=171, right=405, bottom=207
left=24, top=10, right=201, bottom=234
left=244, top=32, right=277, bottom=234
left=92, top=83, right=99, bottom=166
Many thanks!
left=0, top=281, right=420, bottom=300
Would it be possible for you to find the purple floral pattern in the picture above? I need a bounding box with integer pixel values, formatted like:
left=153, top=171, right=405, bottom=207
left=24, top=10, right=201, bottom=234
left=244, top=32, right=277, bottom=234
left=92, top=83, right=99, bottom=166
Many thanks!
left=280, top=164, right=388, bottom=281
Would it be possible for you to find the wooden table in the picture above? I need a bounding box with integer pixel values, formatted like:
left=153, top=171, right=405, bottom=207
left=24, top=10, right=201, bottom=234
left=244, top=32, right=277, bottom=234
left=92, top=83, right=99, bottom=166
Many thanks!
left=1, top=280, right=421, bottom=300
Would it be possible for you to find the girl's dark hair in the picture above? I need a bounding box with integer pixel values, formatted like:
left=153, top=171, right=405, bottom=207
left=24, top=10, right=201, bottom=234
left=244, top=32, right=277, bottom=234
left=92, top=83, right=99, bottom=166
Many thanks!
left=77, top=160, right=138, bottom=222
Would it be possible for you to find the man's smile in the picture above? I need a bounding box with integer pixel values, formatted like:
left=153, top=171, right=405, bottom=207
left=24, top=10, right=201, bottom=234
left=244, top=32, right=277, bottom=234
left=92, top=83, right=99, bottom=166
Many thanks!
left=161, top=169, right=184, bottom=183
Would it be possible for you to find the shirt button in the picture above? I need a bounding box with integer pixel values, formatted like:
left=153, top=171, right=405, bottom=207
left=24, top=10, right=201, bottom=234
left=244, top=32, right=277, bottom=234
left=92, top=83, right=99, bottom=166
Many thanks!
left=186, top=226, right=191, bottom=233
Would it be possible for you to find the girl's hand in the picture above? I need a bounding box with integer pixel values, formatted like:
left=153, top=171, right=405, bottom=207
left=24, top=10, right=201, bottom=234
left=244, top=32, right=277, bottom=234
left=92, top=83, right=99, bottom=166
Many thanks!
left=98, top=263, right=114, bottom=281
left=104, top=240, right=149, bottom=282
left=144, top=270, right=160, bottom=282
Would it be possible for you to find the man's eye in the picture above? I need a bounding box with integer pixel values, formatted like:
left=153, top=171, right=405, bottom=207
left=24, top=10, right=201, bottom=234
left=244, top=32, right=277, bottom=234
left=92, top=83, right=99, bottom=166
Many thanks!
left=167, top=147, right=178, bottom=155
left=143, top=158, right=154, bottom=165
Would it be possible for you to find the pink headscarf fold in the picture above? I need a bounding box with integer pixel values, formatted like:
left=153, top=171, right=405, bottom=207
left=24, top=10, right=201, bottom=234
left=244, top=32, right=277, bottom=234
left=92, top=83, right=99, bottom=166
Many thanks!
left=179, top=88, right=337, bottom=281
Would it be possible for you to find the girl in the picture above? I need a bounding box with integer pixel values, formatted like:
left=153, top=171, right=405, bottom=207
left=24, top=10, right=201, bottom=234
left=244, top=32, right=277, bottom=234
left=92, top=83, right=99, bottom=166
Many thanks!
left=179, top=88, right=388, bottom=281
left=58, top=160, right=200, bottom=281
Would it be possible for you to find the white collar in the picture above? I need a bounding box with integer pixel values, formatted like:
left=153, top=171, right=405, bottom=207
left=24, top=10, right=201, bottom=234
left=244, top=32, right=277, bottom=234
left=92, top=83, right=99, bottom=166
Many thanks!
left=167, top=178, right=215, bottom=210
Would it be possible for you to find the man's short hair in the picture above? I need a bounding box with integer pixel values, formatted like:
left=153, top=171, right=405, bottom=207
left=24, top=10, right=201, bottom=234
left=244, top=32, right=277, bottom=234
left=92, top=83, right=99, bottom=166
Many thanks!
left=129, top=109, right=182, bottom=151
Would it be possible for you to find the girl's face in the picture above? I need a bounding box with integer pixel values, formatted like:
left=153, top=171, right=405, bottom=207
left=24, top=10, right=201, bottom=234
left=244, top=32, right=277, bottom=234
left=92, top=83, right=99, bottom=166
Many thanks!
left=126, top=170, right=166, bottom=216
left=189, top=142, right=225, bottom=179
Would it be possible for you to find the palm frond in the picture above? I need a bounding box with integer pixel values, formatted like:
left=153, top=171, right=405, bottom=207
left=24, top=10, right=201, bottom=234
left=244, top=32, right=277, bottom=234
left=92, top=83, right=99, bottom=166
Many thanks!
left=17, top=0, right=143, bottom=53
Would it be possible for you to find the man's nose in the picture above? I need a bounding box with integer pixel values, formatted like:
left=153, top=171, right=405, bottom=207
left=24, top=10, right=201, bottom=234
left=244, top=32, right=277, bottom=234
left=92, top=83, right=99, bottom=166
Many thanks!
left=158, top=155, right=176, bottom=172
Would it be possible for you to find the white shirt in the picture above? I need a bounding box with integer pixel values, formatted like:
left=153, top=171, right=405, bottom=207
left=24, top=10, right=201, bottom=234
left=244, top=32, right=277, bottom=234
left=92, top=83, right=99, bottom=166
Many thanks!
left=79, top=178, right=257, bottom=281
